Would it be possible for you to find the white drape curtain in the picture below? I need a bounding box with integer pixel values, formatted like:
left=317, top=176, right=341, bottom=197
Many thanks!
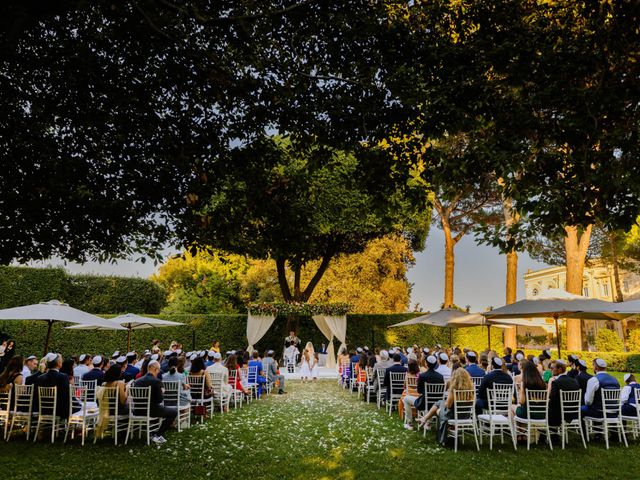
left=246, top=313, right=276, bottom=354
left=312, top=315, right=336, bottom=368
left=319, top=314, right=347, bottom=368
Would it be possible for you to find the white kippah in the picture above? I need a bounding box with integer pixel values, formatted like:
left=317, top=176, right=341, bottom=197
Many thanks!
left=79, top=354, right=87, bottom=362
left=150, top=354, right=159, bottom=361
left=126, top=352, right=135, bottom=357
left=427, top=355, right=437, bottom=364
left=555, top=359, right=566, bottom=367
left=213, top=352, right=222, bottom=360
left=578, top=359, right=587, bottom=368
left=595, top=358, right=607, bottom=368
left=92, top=355, right=103, bottom=365
left=624, top=373, right=632, bottom=383
left=112, top=351, right=119, bottom=358
left=356, top=347, right=363, bottom=353
left=115, top=356, right=127, bottom=364
left=208, top=350, right=215, bottom=357
left=163, top=350, right=172, bottom=356
left=45, top=352, right=57, bottom=363
left=189, top=353, right=198, bottom=361
left=493, top=357, right=503, bottom=367
left=467, top=351, right=477, bottom=358
left=439, top=353, right=449, bottom=361
left=515, top=353, right=524, bottom=361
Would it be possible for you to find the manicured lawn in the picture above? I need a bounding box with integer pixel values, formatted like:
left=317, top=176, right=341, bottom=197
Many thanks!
left=1, top=380, right=638, bottom=480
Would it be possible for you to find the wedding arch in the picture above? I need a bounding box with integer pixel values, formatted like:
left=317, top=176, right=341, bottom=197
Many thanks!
left=246, top=302, right=349, bottom=368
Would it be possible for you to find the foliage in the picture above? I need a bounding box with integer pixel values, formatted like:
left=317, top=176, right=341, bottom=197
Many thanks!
left=247, top=302, right=350, bottom=317
left=158, top=236, right=415, bottom=314
left=151, top=250, right=249, bottom=314
left=627, top=329, right=640, bottom=353
left=595, top=328, right=625, bottom=353
left=185, top=138, right=431, bottom=302
left=0, top=266, right=165, bottom=314
left=523, top=349, right=640, bottom=374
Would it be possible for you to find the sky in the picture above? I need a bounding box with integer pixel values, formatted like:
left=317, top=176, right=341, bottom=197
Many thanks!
left=29, top=228, right=549, bottom=313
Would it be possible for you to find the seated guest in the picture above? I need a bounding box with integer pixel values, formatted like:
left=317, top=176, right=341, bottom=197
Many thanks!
left=60, top=358, right=76, bottom=383
left=510, top=351, right=524, bottom=376
left=512, top=360, right=546, bottom=420
left=503, top=347, right=513, bottom=366
left=206, top=351, right=233, bottom=400
left=189, top=356, right=213, bottom=398
left=367, top=353, right=377, bottom=369
left=122, top=352, right=140, bottom=382
left=477, top=357, right=513, bottom=411
left=73, top=354, right=92, bottom=379
left=373, top=350, right=393, bottom=393
left=403, top=355, right=444, bottom=429
left=566, top=354, right=579, bottom=379
left=464, top=351, right=485, bottom=378
left=163, top=356, right=191, bottom=406
left=82, top=355, right=106, bottom=385
left=21, top=355, right=38, bottom=385
left=383, top=353, right=408, bottom=402
left=547, top=359, right=580, bottom=427
left=582, top=358, right=620, bottom=418
left=419, top=368, right=474, bottom=445
left=134, top=360, right=177, bottom=444
left=262, top=350, right=286, bottom=395
left=576, top=359, right=593, bottom=404
left=225, top=354, right=250, bottom=396
left=479, top=352, right=489, bottom=372
left=399, top=359, right=420, bottom=425
left=100, top=364, right=128, bottom=415
left=435, top=353, right=451, bottom=378
left=541, top=358, right=553, bottom=383
left=355, top=354, right=368, bottom=388
left=248, top=351, right=267, bottom=397
left=0, top=356, right=25, bottom=406
left=621, top=373, right=640, bottom=416
left=37, top=353, right=70, bottom=421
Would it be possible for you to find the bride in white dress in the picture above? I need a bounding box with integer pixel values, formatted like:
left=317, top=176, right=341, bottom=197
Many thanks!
left=299, top=342, right=319, bottom=383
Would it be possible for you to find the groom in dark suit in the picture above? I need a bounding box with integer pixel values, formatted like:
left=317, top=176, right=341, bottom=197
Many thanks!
left=548, top=359, right=581, bottom=427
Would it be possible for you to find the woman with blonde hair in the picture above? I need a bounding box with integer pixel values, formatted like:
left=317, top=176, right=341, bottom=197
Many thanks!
left=299, top=342, right=319, bottom=383
left=419, top=367, right=474, bottom=444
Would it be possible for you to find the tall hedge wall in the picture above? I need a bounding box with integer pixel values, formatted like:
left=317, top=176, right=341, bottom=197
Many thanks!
left=0, top=312, right=504, bottom=359
left=0, top=266, right=166, bottom=314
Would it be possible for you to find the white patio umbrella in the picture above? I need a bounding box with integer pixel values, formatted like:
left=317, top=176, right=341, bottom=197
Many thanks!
left=484, top=289, right=631, bottom=358
left=0, top=300, right=126, bottom=356
left=448, top=313, right=552, bottom=349
left=389, top=308, right=468, bottom=345
left=67, top=313, right=184, bottom=350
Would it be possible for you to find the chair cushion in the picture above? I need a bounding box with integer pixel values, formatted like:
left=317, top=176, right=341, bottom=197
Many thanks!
left=478, top=414, right=509, bottom=423
left=514, top=416, right=546, bottom=424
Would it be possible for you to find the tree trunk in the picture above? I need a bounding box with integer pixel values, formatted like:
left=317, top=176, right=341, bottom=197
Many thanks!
left=502, top=195, right=519, bottom=349
left=504, top=250, right=518, bottom=348
left=564, top=225, right=593, bottom=351
left=443, top=222, right=455, bottom=308
left=275, top=252, right=334, bottom=303
left=275, top=257, right=293, bottom=302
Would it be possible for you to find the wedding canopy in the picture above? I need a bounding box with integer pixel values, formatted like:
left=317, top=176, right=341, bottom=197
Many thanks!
left=246, top=303, right=348, bottom=366
left=67, top=313, right=184, bottom=350
left=0, top=300, right=126, bottom=355
left=485, top=289, right=632, bottom=357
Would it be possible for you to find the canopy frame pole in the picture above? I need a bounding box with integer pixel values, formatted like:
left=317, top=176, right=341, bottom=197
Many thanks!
left=554, top=314, right=561, bottom=359
left=43, top=319, right=54, bottom=357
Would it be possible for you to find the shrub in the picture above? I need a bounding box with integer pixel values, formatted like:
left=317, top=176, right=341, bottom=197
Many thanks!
left=595, top=328, right=625, bottom=352
left=627, top=329, right=640, bottom=353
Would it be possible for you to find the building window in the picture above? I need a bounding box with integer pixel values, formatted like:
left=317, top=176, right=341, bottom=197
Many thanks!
left=602, top=283, right=609, bottom=297
left=583, top=287, right=589, bottom=297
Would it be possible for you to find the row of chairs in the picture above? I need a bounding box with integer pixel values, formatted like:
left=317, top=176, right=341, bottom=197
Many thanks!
left=0, top=366, right=274, bottom=445
left=360, top=368, right=640, bottom=451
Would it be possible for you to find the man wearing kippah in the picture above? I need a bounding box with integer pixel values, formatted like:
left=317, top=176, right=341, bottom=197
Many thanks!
left=575, top=359, right=592, bottom=404
left=435, top=353, right=451, bottom=378
left=582, top=358, right=620, bottom=418
left=403, top=355, right=443, bottom=430
left=476, top=357, right=512, bottom=412
left=464, top=351, right=485, bottom=378
left=566, top=354, right=580, bottom=379
left=621, top=374, right=640, bottom=416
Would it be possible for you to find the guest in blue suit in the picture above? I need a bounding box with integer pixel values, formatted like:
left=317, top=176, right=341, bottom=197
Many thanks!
left=37, top=353, right=70, bottom=420
left=464, top=351, right=485, bottom=378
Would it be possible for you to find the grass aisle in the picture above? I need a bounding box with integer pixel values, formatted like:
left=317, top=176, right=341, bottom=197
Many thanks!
left=1, top=380, right=638, bottom=479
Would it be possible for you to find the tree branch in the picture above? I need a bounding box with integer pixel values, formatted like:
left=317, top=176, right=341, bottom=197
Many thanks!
left=197, top=0, right=319, bottom=24
left=301, top=251, right=333, bottom=301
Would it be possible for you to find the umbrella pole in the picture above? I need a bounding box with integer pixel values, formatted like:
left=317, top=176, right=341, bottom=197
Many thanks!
left=127, top=327, right=132, bottom=352
left=554, top=314, right=561, bottom=359
left=43, top=320, right=53, bottom=357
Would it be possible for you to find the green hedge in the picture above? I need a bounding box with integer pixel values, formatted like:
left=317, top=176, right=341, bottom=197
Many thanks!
left=0, top=266, right=166, bottom=314
left=0, top=312, right=508, bottom=358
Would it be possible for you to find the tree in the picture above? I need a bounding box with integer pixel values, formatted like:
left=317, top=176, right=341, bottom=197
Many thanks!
left=151, top=250, right=249, bottom=314
left=182, top=137, right=430, bottom=302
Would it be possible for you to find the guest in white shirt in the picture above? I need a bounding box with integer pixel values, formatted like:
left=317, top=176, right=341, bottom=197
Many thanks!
left=205, top=352, right=232, bottom=397
left=21, top=355, right=38, bottom=384
left=435, top=352, right=451, bottom=378
left=621, top=373, right=640, bottom=416
left=73, top=354, right=92, bottom=379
